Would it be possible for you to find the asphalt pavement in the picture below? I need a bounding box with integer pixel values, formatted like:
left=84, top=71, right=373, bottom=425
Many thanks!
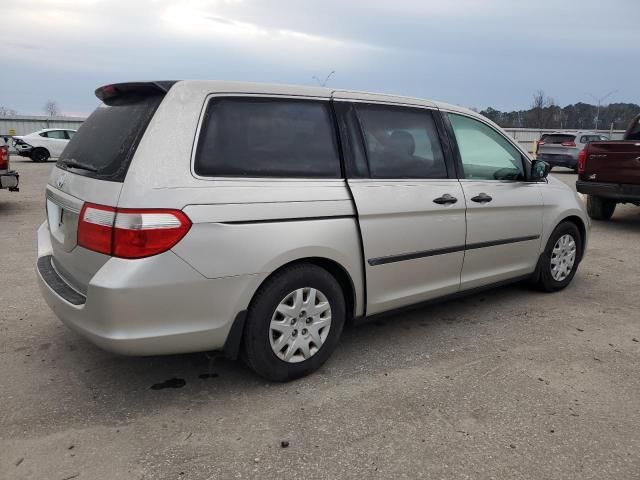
left=1, top=158, right=639, bottom=479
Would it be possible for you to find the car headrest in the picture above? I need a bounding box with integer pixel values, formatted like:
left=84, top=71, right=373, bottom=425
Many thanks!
left=388, top=130, right=415, bottom=156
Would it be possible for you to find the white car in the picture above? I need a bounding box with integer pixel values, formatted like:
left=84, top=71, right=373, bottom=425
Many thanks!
left=14, top=128, right=76, bottom=162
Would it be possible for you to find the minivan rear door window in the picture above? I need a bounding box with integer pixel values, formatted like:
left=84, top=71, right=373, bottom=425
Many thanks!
left=355, top=104, right=447, bottom=179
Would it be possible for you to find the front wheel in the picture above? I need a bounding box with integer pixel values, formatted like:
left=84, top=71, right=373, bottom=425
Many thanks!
left=586, top=195, right=616, bottom=220
left=533, top=222, right=582, bottom=292
left=242, top=264, right=346, bottom=381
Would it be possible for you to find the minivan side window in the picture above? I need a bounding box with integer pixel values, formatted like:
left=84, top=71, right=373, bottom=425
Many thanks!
left=448, top=113, right=524, bottom=181
left=355, top=105, right=447, bottom=179
left=195, top=98, right=341, bottom=178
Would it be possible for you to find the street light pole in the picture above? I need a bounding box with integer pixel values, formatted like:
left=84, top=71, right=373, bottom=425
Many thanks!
left=312, top=71, right=336, bottom=87
left=586, top=90, right=617, bottom=130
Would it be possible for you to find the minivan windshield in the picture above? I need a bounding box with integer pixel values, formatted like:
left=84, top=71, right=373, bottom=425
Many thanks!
left=57, top=94, right=163, bottom=181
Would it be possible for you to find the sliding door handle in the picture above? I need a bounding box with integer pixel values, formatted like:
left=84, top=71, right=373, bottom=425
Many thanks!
left=433, top=194, right=458, bottom=205
left=471, top=193, right=493, bottom=203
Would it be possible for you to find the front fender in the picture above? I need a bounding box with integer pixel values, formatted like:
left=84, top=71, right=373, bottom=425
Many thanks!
left=540, top=180, right=590, bottom=255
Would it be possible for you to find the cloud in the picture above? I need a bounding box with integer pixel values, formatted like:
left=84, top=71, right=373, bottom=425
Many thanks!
left=0, top=0, right=638, bottom=114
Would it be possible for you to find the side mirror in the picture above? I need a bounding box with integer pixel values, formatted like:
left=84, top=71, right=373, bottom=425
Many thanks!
left=530, top=159, right=550, bottom=181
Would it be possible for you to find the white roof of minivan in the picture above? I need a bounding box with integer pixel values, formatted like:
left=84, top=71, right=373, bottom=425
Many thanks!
left=173, top=80, right=478, bottom=118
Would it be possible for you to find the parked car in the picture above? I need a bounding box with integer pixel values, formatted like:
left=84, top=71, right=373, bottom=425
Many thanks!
left=536, top=131, right=609, bottom=171
left=13, top=128, right=76, bottom=162
left=576, top=114, right=640, bottom=220
left=0, top=136, right=19, bottom=192
left=36, top=81, right=589, bottom=381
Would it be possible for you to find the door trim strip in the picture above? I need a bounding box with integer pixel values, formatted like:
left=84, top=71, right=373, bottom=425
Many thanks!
left=465, top=235, right=540, bottom=251
left=221, top=214, right=355, bottom=225
left=368, top=235, right=540, bottom=266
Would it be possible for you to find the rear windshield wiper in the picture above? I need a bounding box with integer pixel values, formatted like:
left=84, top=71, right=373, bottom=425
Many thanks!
left=57, top=158, right=98, bottom=173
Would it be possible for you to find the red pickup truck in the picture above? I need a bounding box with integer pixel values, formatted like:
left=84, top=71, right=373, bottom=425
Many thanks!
left=576, top=114, right=640, bottom=220
left=0, top=135, right=20, bottom=192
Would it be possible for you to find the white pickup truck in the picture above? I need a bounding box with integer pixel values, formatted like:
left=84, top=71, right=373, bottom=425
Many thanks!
left=0, top=136, right=19, bottom=192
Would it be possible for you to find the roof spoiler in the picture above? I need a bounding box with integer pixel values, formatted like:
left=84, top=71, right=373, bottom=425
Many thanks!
left=95, top=81, right=177, bottom=106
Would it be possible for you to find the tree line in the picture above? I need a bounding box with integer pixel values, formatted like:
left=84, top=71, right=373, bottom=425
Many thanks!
left=479, top=91, right=639, bottom=131
left=0, top=99, right=62, bottom=117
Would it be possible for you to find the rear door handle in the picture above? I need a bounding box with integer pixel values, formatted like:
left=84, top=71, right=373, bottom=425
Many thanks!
left=433, top=194, right=458, bottom=205
left=471, top=193, right=493, bottom=203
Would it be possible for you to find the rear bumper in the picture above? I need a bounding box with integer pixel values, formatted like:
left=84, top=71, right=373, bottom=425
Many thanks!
left=576, top=180, right=640, bottom=203
left=0, top=171, right=19, bottom=191
left=36, top=222, right=266, bottom=356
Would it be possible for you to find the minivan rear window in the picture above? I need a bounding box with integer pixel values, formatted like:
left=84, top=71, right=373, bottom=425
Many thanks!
left=194, top=98, right=341, bottom=178
left=57, top=94, right=163, bottom=181
left=540, top=134, right=575, bottom=144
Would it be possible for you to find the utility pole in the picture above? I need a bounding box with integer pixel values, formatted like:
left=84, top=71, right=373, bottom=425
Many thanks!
left=586, top=90, right=617, bottom=130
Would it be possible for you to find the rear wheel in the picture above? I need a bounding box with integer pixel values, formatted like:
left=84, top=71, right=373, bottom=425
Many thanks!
left=242, top=264, right=346, bottom=381
left=586, top=195, right=616, bottom=220
left=533, top=221, right=582, bottom=292
left=30, top=147, right=50, bottom=162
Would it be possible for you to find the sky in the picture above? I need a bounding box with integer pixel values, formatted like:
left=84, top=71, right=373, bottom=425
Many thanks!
left=0, top=0, right=638, bottom=117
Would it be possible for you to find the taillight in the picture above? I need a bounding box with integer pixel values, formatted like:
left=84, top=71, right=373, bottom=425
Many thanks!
left=561, top=141, right=576, bottom=147
left=0, top=146, right=8, bottom=170
left=77, top=203, right=191, bottom=259
left=578, top=148, right=588, bottom=175
left=78, top=204, right=116, bottom=255
left=113, top=209, right=192, bottom=258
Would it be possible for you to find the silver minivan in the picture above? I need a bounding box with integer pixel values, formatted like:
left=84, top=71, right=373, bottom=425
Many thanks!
left=37, top=81, right=589, bottom=381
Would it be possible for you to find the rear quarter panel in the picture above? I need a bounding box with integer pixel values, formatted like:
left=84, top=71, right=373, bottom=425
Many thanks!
left=117, top=81, right=366, bottom=316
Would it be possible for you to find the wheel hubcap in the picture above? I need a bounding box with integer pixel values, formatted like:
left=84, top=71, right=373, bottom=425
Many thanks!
left=269, top=287, right=332, bottom=363
left=550, top=234, right=577, bottom=281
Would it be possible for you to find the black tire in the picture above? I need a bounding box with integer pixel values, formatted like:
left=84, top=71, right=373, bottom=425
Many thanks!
left=30, top=147, right=50, bottom=163
left=242, top=264, right=346, bottom=381
left=532, top=221, right=582, bottom=292
left=586, top=195, right=616, bottom=220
